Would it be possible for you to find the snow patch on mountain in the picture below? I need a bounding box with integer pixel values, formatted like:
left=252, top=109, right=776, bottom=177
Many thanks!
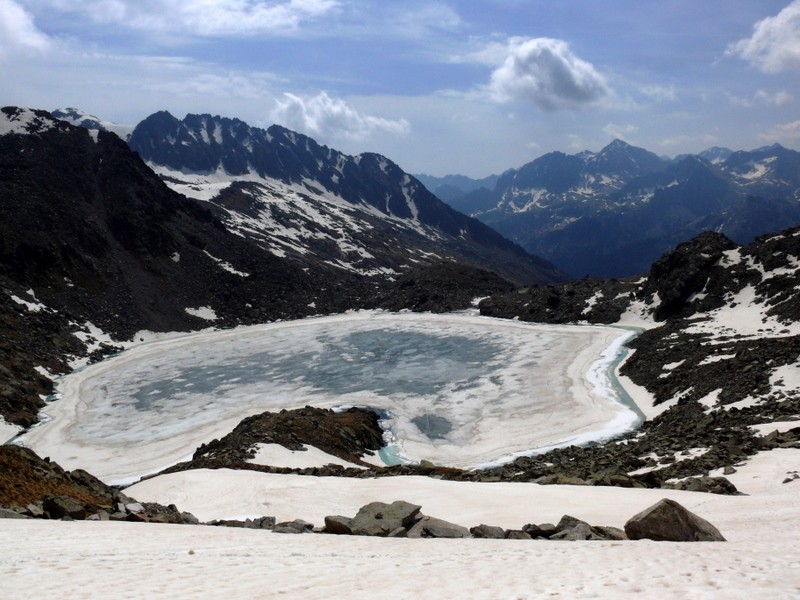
left=0, top=107, right=57, bottom=136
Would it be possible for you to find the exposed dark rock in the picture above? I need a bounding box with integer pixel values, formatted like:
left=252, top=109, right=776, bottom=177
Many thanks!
left=406, top=515, right=470, bottom=539
left=187, top=406, right=385, bottom=469
left=664, top=477, right=739, bottom=495
left=470, top=524, right=506, bottom=539
left=504, top=530, right=532, bottom=540
left=273, top=519, right=314, bottom=534
left=624, top=498, right=726, bottom=542
left=522, top=522, right=559, bottom=539
left=348, top=501, right=422, bottom=537
left=324, top=515, right=353, bottom=535
left=43, top=495, right=88, bottom=520
left=374, top=263, right=515, bottom=313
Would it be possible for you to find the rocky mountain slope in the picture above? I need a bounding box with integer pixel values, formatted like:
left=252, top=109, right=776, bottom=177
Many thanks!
left=431, top=140, right=800, bottom=278
left=126, top=111, right=563, bottom=286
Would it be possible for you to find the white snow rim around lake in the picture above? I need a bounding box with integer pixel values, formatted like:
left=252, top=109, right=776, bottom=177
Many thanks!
left=16, top=311, right=642, bottom=484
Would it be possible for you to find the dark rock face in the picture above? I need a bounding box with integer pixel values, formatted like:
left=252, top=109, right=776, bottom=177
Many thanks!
left=642, top=231, right=738, bottom=320
left=624, top=498, right=726, bottom=542
left=374, top=263, right=515, bottom=313
left=480, top=276, right=640, bottom=325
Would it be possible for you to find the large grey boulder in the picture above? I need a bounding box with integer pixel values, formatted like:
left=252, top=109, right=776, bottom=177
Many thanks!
left=349, top=501, right=421, bottom=537
left=43, top=496, right=87, bottom=520
left=406, top=516, right=469, bottom=539
left=324, top=515, right=353, bottom=535
left=624, top=498, right=726, bottom=542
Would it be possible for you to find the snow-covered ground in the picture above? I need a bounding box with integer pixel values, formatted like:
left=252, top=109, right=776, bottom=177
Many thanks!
left=15, top=312, right=639, bottom=484
left=0, top=418, right=20, bottom=444
left=3, top=448, right=799, bottom=599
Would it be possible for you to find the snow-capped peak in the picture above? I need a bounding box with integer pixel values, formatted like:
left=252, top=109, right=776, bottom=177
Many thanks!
left=0, top=106, right=59, bottom=136
left=51, top=107, right=134, bottom=141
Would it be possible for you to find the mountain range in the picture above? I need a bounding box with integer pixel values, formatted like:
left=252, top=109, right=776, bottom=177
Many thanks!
left=53, top=107, right=562, bottom=286
left=420, top=140, right=800, bottom=277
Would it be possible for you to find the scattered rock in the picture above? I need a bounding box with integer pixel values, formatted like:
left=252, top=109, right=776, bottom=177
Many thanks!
left=0, top=507, right=28, bottom=519
left=522, top=522, right=558, bottom=539
left=273, top=519, right=314, bottom=534
left=470, top=524, right=506, bottom=539
left=624, top=498, right=726, bottom=542
left=349, top=501, right=421, bottom=537
left=406, top=516, right=469, bottom=539
left=504, top=530, right=532, bottom=540
left=43, top=495, right=87, bottom=520
left=324, top=515, right=353, bottom=535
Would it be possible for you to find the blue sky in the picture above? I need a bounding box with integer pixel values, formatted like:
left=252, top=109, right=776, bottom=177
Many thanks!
left=1, top=1, right=799, bottom=176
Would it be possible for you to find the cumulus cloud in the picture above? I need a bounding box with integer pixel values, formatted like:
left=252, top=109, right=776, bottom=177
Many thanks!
left=35, top=0, right=340, bottom=36
left=0, top=0, right=52, bottom=56
left=270, top=92, right=410, bottom=141
left=484, top=37, right=611, bottom=111
left=727, top=1, right=800, bottom=72
left=759, top=120, right=800, bottom=144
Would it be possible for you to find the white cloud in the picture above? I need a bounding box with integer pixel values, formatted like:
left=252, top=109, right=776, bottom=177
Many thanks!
left=270, top=91, right=410, bottom=141
left=148, top=70, right=281, bottom=100
left=35, top=0, right=340, bottom=37
left=639, top=84, right=677, bottom=103
left=728, top=89, right=794, bottom=108
left=483, top=37, right=611, bottom=111
left=759, top=120, right=800, bottom=144
left=0, top=0, right=52, bottom=56
left=727, top=0, right=800, bottom=72
left=602, top=123, right=638, bottom=142
left=755, top=89, right=794, bottom=106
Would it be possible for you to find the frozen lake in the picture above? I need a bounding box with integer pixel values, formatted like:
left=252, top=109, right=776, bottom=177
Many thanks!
left=18, top=312, right=641, bottom=483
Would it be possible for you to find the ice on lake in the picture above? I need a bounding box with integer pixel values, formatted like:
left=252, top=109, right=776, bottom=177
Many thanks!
left=18, top=312, right=640, bottom=483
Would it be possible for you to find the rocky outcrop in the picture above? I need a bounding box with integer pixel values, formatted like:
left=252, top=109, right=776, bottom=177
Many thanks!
left=0, top=445, right=197, bottom=523
left=188, top=406, right=385, bottom=469
left=624, top=498, right=726, bottom=542
left=373, top=263, right=515, bottom=313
